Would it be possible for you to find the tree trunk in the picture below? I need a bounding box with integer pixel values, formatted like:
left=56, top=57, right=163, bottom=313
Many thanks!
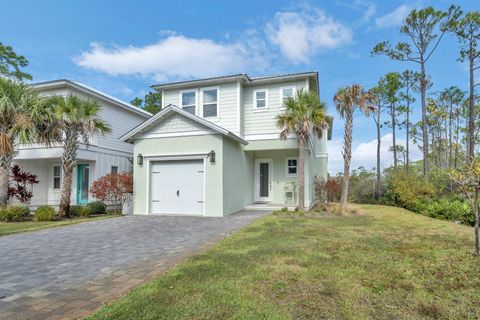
left=406, top=85, right=410, bottom=173
left=0, top=163, right=9, bottom=205
left=473, top=188, right=479, bottom=256
left=391, top=103, right=397, bottom=168
left=376, top=110, right=381, bottom=199
left=467, top=44, right=475, bottom=162
left=58, top=131, right=79, bottom=218
left=448, top=102, right=453, bottom=168
left=340, top=111, right=353, bottom=205
left=298, top=138, right=305, bottom=211
left=454, top=115, right=460, bottom=169
left=420, top=61, right=429, bottom=179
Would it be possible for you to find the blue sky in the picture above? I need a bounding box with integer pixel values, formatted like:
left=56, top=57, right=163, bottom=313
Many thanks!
left=1, top=0, right=477, bottom=173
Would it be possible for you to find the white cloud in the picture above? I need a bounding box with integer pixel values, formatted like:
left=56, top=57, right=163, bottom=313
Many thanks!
left=75, top=35, right=268, bottom=82
left=328, top=133, right=422, bottom=174
left=266, top=8, right=353, bottom=63
left=375, top=5, right=411, bottom=29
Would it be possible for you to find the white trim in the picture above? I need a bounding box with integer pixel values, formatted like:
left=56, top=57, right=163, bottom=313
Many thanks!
left=279, top=86, right=296, bottom=110
left=200, top=86, right=220, bottom=121
left=161, top=90, right=165, bottom=108
left=285, top=157, right=299, bottom=177
left=253, top=88, right=268, bottom=110
left=245, top=133, right=296, bottom=141
left=236, top=81, right=241, bottom=135
left=121, top=105, right=248, bottom=145
left=305, top=78, right=309, bottom=92
left=179, top=89, right=198, bottom=115
left=146, top=155, right=207, bottom=216
left=254, top=158, right=273, bottom=202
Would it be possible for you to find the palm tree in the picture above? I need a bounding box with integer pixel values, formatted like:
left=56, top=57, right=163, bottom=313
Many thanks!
left=43, top=95, right=111, bottom=217
left=276, top=89, right=329, bottom=211
left=0, top=78, right=47, bottom=205
left=333, top=84, right=375, bottom=206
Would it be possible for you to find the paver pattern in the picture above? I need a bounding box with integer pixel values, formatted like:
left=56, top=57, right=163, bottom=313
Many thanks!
left=0, top=211, right=269, bottom=319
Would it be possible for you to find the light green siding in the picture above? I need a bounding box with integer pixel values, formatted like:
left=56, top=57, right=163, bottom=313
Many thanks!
left=243, top=80, right=307, bottom=135
left=161, top=82, right=239, bottom=134
left=132, top=135, right=224, bottom=217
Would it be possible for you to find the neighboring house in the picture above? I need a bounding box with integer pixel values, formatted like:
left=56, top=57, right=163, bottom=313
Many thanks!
left=13, top=80, right=151, bottom=207
left=122, top=72, right=332, bottom=217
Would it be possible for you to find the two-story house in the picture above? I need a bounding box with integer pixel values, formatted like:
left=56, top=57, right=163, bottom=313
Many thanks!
left=121, top=72, right=331, bottom=217
left=14, top=80, right=151, bottom=207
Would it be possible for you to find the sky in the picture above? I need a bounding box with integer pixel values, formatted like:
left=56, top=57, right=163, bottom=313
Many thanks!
left=1, top=0, right=478, bottom=174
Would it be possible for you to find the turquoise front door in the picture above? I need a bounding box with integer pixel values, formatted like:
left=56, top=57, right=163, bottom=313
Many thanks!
left=76, top=164, right=90, bottom=205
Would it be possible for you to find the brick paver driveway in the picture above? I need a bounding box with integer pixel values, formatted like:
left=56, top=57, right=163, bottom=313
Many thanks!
left=0, top=211, right=269, bottom=319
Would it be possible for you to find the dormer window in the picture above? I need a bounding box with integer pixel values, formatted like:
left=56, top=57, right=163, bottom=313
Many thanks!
left=254, top=89, right=268, bottom=110
left=181, top=90, right=197, bottom=115
left=280, top=87, right=295, bottom=109
left=202, top=88, right=218, bottom=118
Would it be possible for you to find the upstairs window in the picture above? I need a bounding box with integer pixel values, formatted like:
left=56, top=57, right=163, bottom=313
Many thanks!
left=53, top=165, right=61, bottom=189
left=281, top=87, right=295, bottom=108
left=111, top=166, right=118, bottom=174
left=254, top=89, right=268, bottom=110
left=181, top=91, right=196, bottom=115
left=285, top=158, right=298, bottom=177
left=202, top=88, right=218, bottom=118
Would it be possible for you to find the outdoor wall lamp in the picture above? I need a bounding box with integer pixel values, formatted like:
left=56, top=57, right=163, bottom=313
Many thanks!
left=209, top=150, right=215, bottom=163
left=137, top=154, right=144, bottom=166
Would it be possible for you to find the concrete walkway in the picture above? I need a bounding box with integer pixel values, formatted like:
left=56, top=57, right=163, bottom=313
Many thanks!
left=0, top=211, right=269, bottom=319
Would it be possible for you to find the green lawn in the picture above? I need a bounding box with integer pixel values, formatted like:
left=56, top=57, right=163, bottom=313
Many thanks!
left=0, top=215, right=116, bottom=236
left=88, top=205, right=480, bottom=320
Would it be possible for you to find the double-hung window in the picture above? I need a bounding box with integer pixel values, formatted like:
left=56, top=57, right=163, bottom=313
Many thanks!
left=181, top=90, right=196, bottom=115
left=280, top=87, right=295, bottom=109
left=111, top=166, right=118, bottom=174
left=202, top=88, right=218, bottom=118
left=254, top=89, right=268, bottom=110
left=53, top=165, right=61, bottom=189
left=285, top=158, right=298, bottom=177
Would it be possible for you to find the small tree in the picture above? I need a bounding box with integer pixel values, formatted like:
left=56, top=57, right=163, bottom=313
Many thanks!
left=89, top=173, right=133, bottom=206
left=8, top=164, right=39, bottom=204
left=449, top=158, right=480, bottom=256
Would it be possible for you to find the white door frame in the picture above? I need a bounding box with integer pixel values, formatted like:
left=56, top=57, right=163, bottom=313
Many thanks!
left=254, top=158, right=273, bottom=202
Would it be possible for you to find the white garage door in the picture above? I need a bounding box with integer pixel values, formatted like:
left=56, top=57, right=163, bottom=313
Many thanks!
left=150, top=160, right=204, bottom=215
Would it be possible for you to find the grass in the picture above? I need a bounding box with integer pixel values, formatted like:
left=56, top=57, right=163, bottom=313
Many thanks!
left=0, top=215, right=116, bottom=237
left=88, top=205, right=480, bottom=320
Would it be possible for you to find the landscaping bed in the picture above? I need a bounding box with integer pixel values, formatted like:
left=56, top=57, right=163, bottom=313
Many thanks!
left=88, top=204, right=480, bottom=320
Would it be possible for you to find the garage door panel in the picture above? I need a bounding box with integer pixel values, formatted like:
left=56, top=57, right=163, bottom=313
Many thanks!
left=150, top=160, right=204, bottom=215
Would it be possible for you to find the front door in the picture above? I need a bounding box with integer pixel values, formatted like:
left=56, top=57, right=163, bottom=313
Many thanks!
left=254, top=159, right=273, bottom=202
left=76, top=164, right=90, bottom=205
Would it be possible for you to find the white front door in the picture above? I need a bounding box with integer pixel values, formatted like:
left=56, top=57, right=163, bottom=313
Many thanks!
left=254, top=159, right=273, bottom=202
left=150, top=160, right=204, bottom=215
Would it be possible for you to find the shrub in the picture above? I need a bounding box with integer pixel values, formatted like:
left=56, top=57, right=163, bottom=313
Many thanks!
left=0, top=205, right=30, bottom=222
left=87, top=201, right=106, bottom=215
left=69, top=205, right=83, bottom=217
left=89, top=173, right=133, bottom=205
left=384, top=171, right=434, bottom=211
left=8, top=164, right=39, bottom=204
left=35, top=205, right=56, bottom=221
left=79, top=206, right=91, bottom=217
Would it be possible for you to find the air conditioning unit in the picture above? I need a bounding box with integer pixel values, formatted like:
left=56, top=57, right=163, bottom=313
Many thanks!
left=284, top=182, right=296, bottom=205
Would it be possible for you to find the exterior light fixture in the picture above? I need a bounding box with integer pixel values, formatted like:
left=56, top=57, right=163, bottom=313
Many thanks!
left=209, top=150, right=215, bottom=163
left=137, top=154, right=144, bottom=166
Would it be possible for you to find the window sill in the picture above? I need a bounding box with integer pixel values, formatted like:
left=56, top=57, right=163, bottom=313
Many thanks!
left=204, top=116, right=220, bottom=122
left=285, top=174, right=298, bottom=178
left=253, top=108, right=269, bottom=113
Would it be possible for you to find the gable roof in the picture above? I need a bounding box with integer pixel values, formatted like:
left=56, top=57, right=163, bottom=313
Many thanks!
left=31, top=79, right=152, bottom=118
left=151, top=71, right=318, bottom=91
left=120, top=104, right=248, bottom=145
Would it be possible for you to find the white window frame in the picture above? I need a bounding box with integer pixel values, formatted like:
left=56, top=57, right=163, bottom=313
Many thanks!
left=179, top=89, right=198, bottom=115
left=285, top=158, right=299, bottom=177
left=279, top=86, right=296, bottom=110
left=200, top=86, right=220, bottom=120
left=111, top=166, right=118, bottom=174
left=53, top=165, right=62, bottom=190
left=253, top=89, right=268, bottom=112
